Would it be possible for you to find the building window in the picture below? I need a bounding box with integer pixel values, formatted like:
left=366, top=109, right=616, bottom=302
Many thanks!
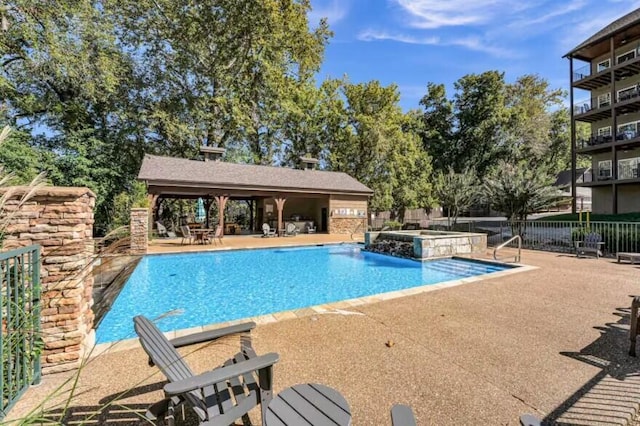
left=598, top=160, right=612, bottom=180
left=597, top=93, right=611, bottom=108
left=617, top=49, right=636, bottom=64
left=617, top=85, right=638, bottom=102
left=597, top=126, right=611, bottom=137
left=618, top=157, right=640, bottom=180
left=618, top=121, right=639, bottom=139
left=597, top=59, right=610, bottom=72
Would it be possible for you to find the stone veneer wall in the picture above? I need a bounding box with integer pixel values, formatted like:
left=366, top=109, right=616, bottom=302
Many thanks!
left=2, top=187, right=95, bottom=374
left=329, top=217, right=367, bottom=234
left=130, top=208, right=148, bottom=255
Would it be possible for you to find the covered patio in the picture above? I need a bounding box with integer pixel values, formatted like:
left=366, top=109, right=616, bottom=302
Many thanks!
left=138, top=149, right=373, bottom=237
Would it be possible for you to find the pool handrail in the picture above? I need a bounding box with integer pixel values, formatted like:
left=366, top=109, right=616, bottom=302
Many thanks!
left=494, top=235, right=522, bottom=263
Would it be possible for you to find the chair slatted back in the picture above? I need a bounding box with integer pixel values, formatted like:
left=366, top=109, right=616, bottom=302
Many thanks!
left=133, top=316, right=207, bottom=417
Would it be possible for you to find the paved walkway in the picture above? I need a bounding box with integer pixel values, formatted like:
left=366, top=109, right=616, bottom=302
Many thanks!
left=6, top=249, right=640, bottom=425
left=148, top=232, right=364, bottom=254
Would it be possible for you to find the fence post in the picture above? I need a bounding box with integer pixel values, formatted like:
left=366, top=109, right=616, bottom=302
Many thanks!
left=616, top=222, right=620, bottom=255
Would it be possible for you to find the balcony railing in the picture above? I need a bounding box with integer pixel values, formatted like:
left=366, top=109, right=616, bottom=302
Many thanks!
left=573, top=64, right=591, bottom=81
left=579, top=167, right=639, bottom=183
left=573, top=96, right=610, bottom=114
left=577, top=129, right=640, bottom=149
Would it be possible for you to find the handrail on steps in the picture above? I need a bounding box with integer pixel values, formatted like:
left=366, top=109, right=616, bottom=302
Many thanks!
left=493, top=235, right=521, bottom=263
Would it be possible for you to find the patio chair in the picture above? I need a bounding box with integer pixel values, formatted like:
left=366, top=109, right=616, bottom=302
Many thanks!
left=575, top=232, right=605, bottom=258
left=262, top=223, right=276, bottom=238
left=212, top=225, right=223, bottom=245
left=133, top=315, right=279, bottom=426
left=156, top=222, right=169, bottom=238
left=180, top=225, right=195, bottom=245
left=284, top=222, right=298, bottom=237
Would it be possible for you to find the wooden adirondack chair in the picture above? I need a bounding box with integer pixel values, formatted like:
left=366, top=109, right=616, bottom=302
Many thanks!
left=133, top=316, right=279, bottom=426
left=575, top=232, right=605, bottom=258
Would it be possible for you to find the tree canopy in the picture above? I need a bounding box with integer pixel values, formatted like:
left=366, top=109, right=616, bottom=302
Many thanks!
left=0, top=2, right=573, bottom=230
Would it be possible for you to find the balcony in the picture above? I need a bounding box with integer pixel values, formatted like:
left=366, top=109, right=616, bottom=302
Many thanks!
left=572, top=45, right=640, bottom=90
left=572, top=64, right=611, bottom=90
left=576, top=129, right=640, bottom=153
left=573, top=96, right=612, bottom=123
left=579, top=171, right=640, bottom=186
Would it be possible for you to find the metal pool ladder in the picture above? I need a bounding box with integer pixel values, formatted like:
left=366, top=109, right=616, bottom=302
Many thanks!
left=493, top=235, right=522, bottom=263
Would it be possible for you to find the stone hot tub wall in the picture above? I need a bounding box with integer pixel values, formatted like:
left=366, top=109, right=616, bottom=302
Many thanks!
left=2, top=187, right=95, bottom=374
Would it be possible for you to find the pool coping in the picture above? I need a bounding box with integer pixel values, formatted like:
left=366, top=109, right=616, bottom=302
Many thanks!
left=146, top=241, right=360, bottom=257
left=89, top=258, right=538, bottom=358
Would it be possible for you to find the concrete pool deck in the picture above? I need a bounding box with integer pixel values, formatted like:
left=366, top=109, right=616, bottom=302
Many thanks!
left=6, top=249, right=640, bottom=425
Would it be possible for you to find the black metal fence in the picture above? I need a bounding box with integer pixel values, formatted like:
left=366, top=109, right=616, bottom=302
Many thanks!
left=1, top=245, right=41, bottom=419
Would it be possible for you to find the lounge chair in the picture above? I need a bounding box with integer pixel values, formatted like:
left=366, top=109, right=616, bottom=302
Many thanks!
left=262, top=223, right=276, bottom=238
left=133, top=315, right=279, bottom=426
left=575, top=232, right=605, bottom=258
left=180, top=225, right=195, bottom=245
left=284, top=222, right=298, bottom=237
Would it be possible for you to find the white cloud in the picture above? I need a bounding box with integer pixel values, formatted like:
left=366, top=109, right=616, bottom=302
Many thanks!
left=358, top=29, right=517, bottom=58
left=358, top=29, right=439, bottom=45
left=308, top=0, right=349, bottom=26
left=392, top=0, right=530, bottom=29
left=512, top=0, right=587, bottom=27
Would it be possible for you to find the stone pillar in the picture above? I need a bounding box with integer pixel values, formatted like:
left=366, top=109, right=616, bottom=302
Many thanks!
left=130, top=208, right=149, bottom=255
left=2, top=187, right=95, bottom=374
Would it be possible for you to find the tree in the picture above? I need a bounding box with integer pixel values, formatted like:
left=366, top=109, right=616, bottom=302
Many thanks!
left=454, top=71, right=510, bottom=179
left=418, top=83, right=455, bottom=172
left=433, top=168, right=477, bottom=229
left=483, top=161, right=560, bottom=235
left=327, top=80, right=433, bottom=216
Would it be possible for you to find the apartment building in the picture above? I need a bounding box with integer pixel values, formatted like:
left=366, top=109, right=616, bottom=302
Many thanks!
left=566, top=8, right=640, bottom=214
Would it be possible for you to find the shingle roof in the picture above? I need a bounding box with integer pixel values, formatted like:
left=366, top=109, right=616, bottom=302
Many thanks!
left=565, top=8, right=640, bottom=58
left=554, top=168, right=589, bottom=187
left=138, top=154, right=373, bottom=195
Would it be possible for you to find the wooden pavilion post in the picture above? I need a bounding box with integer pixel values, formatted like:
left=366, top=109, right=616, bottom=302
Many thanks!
left=147, top=193, right=159, bottom=232
left=214, top=195, right=229, bottom=234
left=274, top=197, right=286, bottom=236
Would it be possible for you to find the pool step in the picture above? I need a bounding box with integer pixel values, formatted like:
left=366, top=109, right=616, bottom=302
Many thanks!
left=426, top=259, right=504, bottom=277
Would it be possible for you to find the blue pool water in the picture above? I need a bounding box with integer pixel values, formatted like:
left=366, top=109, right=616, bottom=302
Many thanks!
left=96, top=244, right=512, bottom=343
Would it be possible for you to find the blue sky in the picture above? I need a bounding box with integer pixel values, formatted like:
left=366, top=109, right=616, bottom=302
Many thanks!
left=308, top=0, right=640, bottom=110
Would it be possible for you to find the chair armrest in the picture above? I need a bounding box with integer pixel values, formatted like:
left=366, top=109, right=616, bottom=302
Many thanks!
left=391, top=404, right=416, bottom=426
left=575, top=241, right=584, bottom=248
left=169, top=322, right=256, bottom=348
left=163, top=352, right=279, bottom=395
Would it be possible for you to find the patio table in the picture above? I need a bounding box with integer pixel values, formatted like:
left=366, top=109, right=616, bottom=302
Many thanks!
left=192, top=228, right=212, bottom=244
left=265, top=383, right=351, bottom=426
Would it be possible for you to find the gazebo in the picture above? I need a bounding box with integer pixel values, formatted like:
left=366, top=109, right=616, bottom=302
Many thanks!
left=138, top=148, right=373, bottom=235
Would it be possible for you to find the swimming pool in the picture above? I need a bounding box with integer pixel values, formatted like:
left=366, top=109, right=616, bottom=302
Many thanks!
left=95, top=244, right=512, bottom=343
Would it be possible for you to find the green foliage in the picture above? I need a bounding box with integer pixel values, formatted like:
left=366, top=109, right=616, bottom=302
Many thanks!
left=327, top=80, right=433, bottom=217
left=418, top=72, right=571, bottom=179
left=483, top=161, right=560, bottom=222
left=111, top=181, right=148, bottom=229
left=433, top=168, right=477, bottom=228
left=383, top=220, right=402, bottom=230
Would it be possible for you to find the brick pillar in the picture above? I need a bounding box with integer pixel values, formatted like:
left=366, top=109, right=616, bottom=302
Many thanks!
left=2, top=187, right=96, bottom=374
left=130, top=208, right=149, bottom=255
